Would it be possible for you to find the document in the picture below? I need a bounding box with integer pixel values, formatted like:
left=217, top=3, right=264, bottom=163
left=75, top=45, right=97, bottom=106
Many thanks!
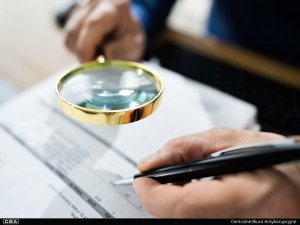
left=0, top=64, right=213, bottom=218
left=0, top=78, right=19, bottom=105
left=145, top=62, right=258, bottom=130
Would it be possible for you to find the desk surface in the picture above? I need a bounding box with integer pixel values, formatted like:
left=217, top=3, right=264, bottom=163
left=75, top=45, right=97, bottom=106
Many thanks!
left=153, top=29, right=300, bottom=91
left=0, top=0, right=76, bottom=90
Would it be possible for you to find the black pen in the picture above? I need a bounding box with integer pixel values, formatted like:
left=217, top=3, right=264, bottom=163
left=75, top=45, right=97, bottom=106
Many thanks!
left=114, top=138, right=300, bottom=185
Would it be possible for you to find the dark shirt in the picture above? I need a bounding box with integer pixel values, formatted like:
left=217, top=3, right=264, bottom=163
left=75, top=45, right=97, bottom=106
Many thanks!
left=131, top=0, right=300, bottom=67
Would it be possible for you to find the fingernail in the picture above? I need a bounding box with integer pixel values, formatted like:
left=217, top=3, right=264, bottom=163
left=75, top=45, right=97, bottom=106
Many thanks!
left=139, top=153, right=156, bottom=163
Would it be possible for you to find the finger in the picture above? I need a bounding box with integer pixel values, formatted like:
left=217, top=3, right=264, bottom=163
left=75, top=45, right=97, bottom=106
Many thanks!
left=75, top=1, right=118, bottom=62
left=64, top=3, right=94, bottom=52
left=103, top=32, right=144, bottom=60
left=138, top=128, right=285, bottom=172
left=136, top=168, right=299, bottom=218
left=133, top=178, right=185, bottom=218
left=138, top=128, right=237, bottom=172
left=134, top=177, right=238, bottom=218
left=138, top=134, right=210, bottom=172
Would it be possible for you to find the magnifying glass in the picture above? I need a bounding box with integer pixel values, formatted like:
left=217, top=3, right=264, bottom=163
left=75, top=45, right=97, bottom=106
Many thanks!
left=55, top=57, right=163, bottom=125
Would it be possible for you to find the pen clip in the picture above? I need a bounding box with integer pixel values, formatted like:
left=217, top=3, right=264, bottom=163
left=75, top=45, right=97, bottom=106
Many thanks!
left=210, top=138, right=297, bottom=157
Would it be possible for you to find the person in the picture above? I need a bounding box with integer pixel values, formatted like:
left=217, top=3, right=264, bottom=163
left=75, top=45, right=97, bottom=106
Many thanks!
left=64, top=0, right=300, bottom=65
left=63, top=0, right=300, bottom=217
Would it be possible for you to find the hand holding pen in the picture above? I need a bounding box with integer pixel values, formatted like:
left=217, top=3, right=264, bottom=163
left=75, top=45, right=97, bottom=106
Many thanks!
left=128, top=128, right=300, bottom=218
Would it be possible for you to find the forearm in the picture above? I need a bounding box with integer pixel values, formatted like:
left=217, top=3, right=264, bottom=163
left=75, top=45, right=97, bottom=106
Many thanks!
left=130, top=0, right=175, bottom=37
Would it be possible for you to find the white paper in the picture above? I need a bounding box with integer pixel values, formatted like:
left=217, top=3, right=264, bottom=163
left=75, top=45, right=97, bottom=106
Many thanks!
left=0, top=64, right=213, bottom=218
left=145, top=62, right=258, bottom=130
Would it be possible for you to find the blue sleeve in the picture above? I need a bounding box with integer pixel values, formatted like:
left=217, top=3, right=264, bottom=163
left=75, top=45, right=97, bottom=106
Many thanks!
left=131, top=0, right=176, bottom=36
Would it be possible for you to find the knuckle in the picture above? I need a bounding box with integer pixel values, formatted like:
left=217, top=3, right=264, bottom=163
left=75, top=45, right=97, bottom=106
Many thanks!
left=210, top=127, right=235, bottom=136
left=210, top=127, right=238, bottom=142
left=204, top=127, right=240, bottom=150
left=84, top=9, right=116, bottom=27
left=104, top=7, right=117, bottom=19
left=164, top=138, right=182, bottom=151
left=83, top=16, right=99, bottom=27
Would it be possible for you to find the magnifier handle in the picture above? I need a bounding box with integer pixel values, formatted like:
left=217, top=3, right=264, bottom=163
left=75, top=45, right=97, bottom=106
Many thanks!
left=55, top=0, right=78, bottom=28
left=94, top=33, right=115, bottom=60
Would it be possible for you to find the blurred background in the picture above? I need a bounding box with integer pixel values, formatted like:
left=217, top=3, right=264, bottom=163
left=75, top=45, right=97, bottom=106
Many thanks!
left=0, top=0, right=76, bottom=90
left=0, top=0, right=210, bottom=90
left=0, top=0, right=300, bottom=134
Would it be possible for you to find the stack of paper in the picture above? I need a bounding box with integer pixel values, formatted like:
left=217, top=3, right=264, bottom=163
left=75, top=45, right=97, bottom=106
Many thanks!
left=0, top=78, right=19, bottom=105
left=145, top=62, right=258, bottom=131
left=0, top=63, right=257, bottom=218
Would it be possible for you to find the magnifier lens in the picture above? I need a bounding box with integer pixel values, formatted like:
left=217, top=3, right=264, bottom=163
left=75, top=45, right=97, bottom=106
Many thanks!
left=60, top=67, right=159, bottom=110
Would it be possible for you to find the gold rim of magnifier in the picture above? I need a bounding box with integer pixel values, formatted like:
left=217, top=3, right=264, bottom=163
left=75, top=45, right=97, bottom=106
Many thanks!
left=55, top=58, right=163, bottom=125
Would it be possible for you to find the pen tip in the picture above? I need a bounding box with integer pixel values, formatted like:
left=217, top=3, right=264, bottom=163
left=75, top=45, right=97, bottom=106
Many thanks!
left=113, top=178, right=134, bottom=185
